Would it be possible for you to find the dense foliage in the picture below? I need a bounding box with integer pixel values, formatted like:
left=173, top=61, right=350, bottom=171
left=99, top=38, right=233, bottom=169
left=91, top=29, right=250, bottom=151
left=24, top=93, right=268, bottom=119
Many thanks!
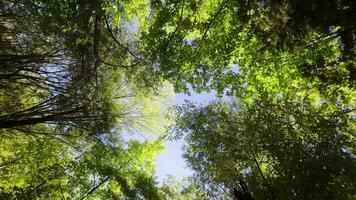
left=143, top=0, right=355, bottom=94
left=143, top=0, right=356, bottom=199
left=149, top=0, right=356, bottom=199
left=160, top=176, right=209, bottom=200
left=172, top=97, right=356, bottom=199
left=1, top=0, right=355, bottom=199
left=0, top=0, right=170, bottom=199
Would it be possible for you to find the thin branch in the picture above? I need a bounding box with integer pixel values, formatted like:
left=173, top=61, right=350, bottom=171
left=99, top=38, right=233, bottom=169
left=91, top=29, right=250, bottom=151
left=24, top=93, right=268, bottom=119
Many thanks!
left=103, top=16, right=141, bottom=61
left=0, top=156, right=23, bottom=168
left=202, top=0, right=229, bottom=39
left=80, top=177, right=110, bottom=200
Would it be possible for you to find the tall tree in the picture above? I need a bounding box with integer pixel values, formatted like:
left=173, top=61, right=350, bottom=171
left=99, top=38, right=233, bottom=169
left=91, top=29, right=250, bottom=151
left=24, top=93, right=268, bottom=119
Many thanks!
left=1, top=0, right=172, bottom=199
left=171, top=97, right=356, bottom=199
left=143, top=0, right=355, bottom=95
left=0, top=0, right=160, bottom=132
left=0, top=128, right=165, bottom=199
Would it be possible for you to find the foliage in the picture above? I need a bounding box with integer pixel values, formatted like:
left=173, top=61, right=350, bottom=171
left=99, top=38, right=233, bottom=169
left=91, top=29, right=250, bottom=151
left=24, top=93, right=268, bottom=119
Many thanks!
left=0, top=0, right=171, bottom=199
left=0, top=130, right=165, bottom=199
left=171, top=97, right=356, bottom=199
left=1, top=0, right=170, bottom=129
left=142, top=0, right=355, bottom=94
left=160, top=176, right=209, bottom=200
left=145, top=3, right=356, bottom=198
left=1, top=0, right=356, bottom=199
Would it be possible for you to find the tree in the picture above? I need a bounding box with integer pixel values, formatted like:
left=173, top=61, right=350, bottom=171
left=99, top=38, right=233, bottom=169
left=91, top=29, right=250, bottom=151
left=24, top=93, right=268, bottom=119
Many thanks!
left=142, top=0, right=355, bottom=95
left=2, top=0, right=356, bottom=199
left=144, top=4, right=356, bottom=198
left=0, top=129, right=165, bottom=199
left=1, top=0, right=173, bottom=199
left=0, top=0, right=161, bottom=132
left=160, top=176, right=210, bottom=200
left=149, top=1, right=356, bottom=199
left=171, top=97, right=356, bottom=200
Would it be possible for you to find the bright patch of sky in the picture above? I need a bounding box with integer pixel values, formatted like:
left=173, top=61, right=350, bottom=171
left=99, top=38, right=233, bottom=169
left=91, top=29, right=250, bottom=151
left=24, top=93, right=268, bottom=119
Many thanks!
left=121, top=88, right=219, bottom=182
left=120, top=19, right=240, bottom=182
left=154, top=87, right=219, bottom=182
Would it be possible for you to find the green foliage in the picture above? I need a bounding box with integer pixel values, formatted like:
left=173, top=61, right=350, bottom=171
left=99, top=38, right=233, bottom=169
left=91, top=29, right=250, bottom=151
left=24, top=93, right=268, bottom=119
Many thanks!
left=1, top=0, right=356, bottom=199
left=144, top=3, right=356, bottom=197
left=160, top=176, right=209, bottom=200
left=171, top=97, right=356, bottom=199
left=142, top=0, right=355, bottom=94
left=0, top=130, right=165, bottom=199
left=0, top=0, right=170, bottom=199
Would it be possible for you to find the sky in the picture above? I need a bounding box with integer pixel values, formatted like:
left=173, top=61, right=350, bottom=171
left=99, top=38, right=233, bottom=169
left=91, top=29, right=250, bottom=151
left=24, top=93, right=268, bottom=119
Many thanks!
left=154, top=89, right=218, bottom=182
left=121, top=19, right=237, bottom=183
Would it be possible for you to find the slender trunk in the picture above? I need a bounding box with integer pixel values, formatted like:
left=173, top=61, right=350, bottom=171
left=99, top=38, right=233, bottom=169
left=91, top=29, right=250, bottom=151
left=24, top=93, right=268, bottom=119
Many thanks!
left=0, top=115, right=56, bottom=128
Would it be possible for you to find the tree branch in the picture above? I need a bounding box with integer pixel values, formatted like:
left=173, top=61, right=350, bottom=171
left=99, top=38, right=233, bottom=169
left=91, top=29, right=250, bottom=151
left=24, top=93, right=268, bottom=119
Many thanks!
left=80, top=176, right=110, bottom=200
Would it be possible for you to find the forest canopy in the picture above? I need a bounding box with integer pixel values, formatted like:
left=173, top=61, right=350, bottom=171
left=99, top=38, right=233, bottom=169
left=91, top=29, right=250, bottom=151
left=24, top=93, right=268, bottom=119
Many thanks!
left=0, top=0, right=355, bottom=199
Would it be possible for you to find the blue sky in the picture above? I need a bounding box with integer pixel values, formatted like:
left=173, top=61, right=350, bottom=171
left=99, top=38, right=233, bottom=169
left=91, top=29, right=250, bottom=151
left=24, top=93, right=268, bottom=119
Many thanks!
left=154, top=89, right=218, bottom=182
